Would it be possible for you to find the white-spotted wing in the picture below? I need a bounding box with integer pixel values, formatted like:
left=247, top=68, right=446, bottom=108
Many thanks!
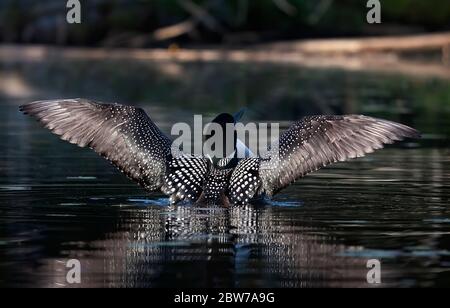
left=259, top=115, right=420, bottom=196
left=20, top=99, right=172, bottom=190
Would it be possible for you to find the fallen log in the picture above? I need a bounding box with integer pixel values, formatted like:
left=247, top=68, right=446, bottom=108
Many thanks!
left=265, top=32, right=450, bottom=54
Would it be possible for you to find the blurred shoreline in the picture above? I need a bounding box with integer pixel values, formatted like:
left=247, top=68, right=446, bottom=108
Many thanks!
left=2, top=32, right=450, bottom=80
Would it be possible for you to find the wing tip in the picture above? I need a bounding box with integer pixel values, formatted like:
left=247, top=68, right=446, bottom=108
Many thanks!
left=19, top=100, right=50, bottom=114
left=407, top=128, right=421, bottom=139
left=365, top=115, right=422, bottom=140
left=395, top=124, right=421, bottom=140
left=19, top=102, right=41, bottom=115
left=19, top=101, right=41, bottom=113
left=19, top=98, right=85, bottom=113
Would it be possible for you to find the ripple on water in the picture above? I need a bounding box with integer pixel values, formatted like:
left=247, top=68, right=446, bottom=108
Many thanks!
left=423, top=218, right=450, bottom=224
left=266, top=199, right=304, bottom=207
left=0, top=185, right=31, bottom=191
left=339, top=248, right=450, bottom=259
left=127, top=198, right=170, bottom=206
left=66, top=176, right=97, bottom=180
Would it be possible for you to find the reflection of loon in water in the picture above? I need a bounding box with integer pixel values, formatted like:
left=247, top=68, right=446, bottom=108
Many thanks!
left=20, top=99, right=420, bottom=206
left=38, top=204, right=377, bottom=288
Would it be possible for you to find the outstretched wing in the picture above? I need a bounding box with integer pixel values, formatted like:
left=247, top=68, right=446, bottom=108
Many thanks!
left=20, top=99, right=172, bottom=190
left=259, top=115, right=420, bottom=196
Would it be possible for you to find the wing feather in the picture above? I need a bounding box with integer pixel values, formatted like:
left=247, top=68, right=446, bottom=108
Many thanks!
left=20, top=99, right=172, bottom=190
left=260, top=115, right=420, bottom=196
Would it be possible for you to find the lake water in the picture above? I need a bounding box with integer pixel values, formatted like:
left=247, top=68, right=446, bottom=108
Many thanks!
left=1, top=56, right=450, bottom=287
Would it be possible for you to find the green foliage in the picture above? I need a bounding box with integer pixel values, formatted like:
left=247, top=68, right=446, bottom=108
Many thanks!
left=1, top=0, right=450, bottom=45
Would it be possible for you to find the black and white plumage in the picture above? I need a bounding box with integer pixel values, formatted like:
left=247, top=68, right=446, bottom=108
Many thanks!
left=20, top=99, right=420, bottom=206
left=228, top=158, right=261, bottom=205
left=161, top=154, right=209, bottom=204
left=258, top=115, right=420, bottom=197
left=20, top=99, right=171, bottom=190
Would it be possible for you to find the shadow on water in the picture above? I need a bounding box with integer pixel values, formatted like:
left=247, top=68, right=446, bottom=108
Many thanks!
left=1, top=56, right=450, bottom=287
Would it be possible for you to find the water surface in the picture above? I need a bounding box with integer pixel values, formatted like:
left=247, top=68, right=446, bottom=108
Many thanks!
left=1, top=57, right=449, bottom=287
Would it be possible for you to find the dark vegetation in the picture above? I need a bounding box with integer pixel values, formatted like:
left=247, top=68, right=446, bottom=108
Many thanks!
left=1, top=0, right=450, bottom=47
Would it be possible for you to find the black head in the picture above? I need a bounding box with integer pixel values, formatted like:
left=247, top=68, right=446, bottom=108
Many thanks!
left=212, top=113, right=235, bottom=127
left=204, top=113, right=238, bottom=165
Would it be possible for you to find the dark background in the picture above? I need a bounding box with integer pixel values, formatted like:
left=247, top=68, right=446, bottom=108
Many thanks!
left=1, top=0, right=449, bottom=47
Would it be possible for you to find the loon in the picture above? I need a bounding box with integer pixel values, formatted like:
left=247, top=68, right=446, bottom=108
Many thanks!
left=20, top=99, right=420, bottom=206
